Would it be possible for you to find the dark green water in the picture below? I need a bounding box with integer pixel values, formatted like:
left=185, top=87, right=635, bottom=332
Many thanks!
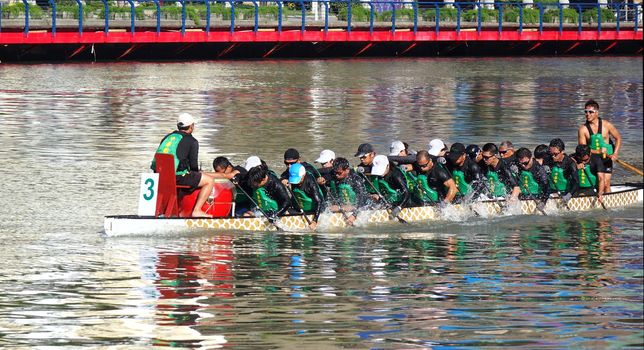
left=0, top=57, right=642, bottom=348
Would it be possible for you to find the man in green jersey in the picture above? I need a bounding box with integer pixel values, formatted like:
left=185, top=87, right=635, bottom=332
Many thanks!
left=577, top=99, right=622, bottom=198
left=151, top=113, right=214, bottom=218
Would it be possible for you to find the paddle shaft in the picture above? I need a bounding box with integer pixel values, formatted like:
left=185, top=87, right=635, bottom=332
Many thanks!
left=615, top=159, right=644, bottom=176
left=591, top=186, right=608, bottom=210
left=357, top=171, right=408, bottom=224
left=519, top=182, right=548, bottom=215
left=232, top=181, right=282, bottom=231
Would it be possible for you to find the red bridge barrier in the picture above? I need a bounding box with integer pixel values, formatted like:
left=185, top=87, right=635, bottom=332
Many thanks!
left=0, top=0, right=642, bottom=60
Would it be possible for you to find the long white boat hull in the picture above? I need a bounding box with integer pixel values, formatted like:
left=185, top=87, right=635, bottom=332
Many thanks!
left=103, top=185, right=643, bottom=237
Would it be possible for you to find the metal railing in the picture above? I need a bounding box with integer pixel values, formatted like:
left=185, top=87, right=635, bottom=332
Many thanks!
left=0, top=1, right=641, bottom=36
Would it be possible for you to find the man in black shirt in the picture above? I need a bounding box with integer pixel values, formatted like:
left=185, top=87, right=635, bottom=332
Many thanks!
left=279, top=148, right=321, bottom=186
left=288, top=163, right=325, bottom=230
left=211, top=156, right=245, bottom=180
left=481, top=143, right=520, bottom=201
left=211, top=156, right=251, bottom=216
left=414, top=150, right=458, bottom=204
left=499, top=140, right=519, bottom=179
left=355, top=143, right=376, bottom=173
left=369, top=155, right=411, bottom=214
left=247, top=165, right=291, bottom=218
left=314, top=149, right=336, bottom=192
left=571, top=144, right=602, bottom=199
left=151, top=113, right=214, bottom=217
left=516, top=147, right=550, bottom=198
left=329, top=157, right=370, bottom=222
left=466, top=144, right=486, bottom=169
left=548, top=138, right=579, bottom=200
left=446, top=143, right=484, bottom=199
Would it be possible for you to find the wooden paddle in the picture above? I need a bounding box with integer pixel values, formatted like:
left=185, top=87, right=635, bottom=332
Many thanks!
left=615, top=159, right=644, bottom=177
left=519, top=183, right=547, bottom=215
left=592, top=187, right=608, bottom=210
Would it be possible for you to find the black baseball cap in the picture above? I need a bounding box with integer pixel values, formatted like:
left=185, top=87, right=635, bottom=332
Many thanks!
left=284, top=148, right=300, bottom=161
left=354, top=143, right=375, bottom=157
left=465, top=144, right=481, bottom=159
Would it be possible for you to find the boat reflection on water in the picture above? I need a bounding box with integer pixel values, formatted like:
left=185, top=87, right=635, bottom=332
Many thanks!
left=115, top=213, right=642, bottom=348
left=138, top=237, right=235, bottom=348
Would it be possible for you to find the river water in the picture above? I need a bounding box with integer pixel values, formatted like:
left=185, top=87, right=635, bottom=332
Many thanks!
left=0, top=57, right=642, bottom=348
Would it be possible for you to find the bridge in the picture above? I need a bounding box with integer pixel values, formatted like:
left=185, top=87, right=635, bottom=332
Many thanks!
left=0, top=0, right=641, bottom=60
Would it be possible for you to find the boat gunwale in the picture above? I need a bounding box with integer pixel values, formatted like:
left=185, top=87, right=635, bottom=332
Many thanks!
left=104, top=183, right=643, bottom=221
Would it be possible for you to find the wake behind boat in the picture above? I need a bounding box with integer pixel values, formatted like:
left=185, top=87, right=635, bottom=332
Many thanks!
left=103, top=184, right=643, bottom=237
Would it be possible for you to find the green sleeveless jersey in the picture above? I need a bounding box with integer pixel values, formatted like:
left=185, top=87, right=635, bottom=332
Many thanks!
left=414, top=174, right=440, bottom=203
left=452, top=169, right=473, bottom=196
left=519, top=170, right=541, bottom=195
left=578, top=165, right=597, bottom=188
left=331, top=181, right=357, bottom=206
left=253, top=187, right=278, bottom=213
left=549, top=166, right=569, bottom=192
left=152, top=132, right=188, bottom=175
left=486, top=171, right=508, bottom=197
left=373, top=177, right=402, bottom=204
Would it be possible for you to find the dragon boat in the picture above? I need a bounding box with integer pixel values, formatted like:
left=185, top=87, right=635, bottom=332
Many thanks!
left=103, top=154, right=643, bottom=237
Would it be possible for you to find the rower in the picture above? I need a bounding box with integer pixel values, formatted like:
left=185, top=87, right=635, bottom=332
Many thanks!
left=247, top=162, right=291, bottom=219
left=446, top=142, right=485, bottom=200
left=280, top=148, right=322, bottom=186
left=571, top=144, right=601, bottom=198
left=369, top=154, right=412, bottom=215
left=211, top=156, right=244, bottom=180
left=413, top=150, right=458, bottom=204
left=355, top=143, right=376, bottom=173
left=314, top=149, right=336, bottom=188
left=577, top=99, right=622, bottom=199
left=389, top=140, right=415, bottom=171
left=389, top=140, right=409, bottom=157
left=428, top=138, right=449, bottom=166
left=499, top=140, right=516, bottom=162
left=533, top=144, right=552, bottom=174
left=516, top=147, right=550, bottom=199
left=150, top=113, right=214, bottom=218
left=212, top=156, right=249, bottom=216
left=548, top=138, right=579, bottom=201
left=329, top=158, right=370, bottom=220
left=355, top=143, right=378, bottom=195
left=480, top=143, right=521, bottom=201
left=288, top=163, right=325, bottom=231
left=466, top=144, right=485, bottom=169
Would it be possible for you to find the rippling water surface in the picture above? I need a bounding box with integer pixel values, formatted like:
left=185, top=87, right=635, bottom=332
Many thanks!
left=0, top=57, right=642, bottom=348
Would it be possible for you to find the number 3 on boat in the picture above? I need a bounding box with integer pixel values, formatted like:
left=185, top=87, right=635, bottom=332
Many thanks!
left=138, top=173, right=159, bottom=216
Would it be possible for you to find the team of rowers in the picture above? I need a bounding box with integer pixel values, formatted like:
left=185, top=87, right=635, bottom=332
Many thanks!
left=153, top=99, right=622, bottom=227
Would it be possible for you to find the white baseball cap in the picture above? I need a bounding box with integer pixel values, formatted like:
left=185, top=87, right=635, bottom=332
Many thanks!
left=428, top=139, right=446, bottom=157
left=315, top=149, right=335, bottom=164
left=389, top=140, right=405, bottom=156
left=177, top=112, right=195, bottom=127
left=244, top=156, right=262, bottom=171
left=371, top=155, right=389, bottom=176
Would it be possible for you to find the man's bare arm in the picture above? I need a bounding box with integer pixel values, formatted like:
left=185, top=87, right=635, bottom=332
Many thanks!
left=606, top=121, right=622, bottom=160
left=578, top=127, right=588, bottom=146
